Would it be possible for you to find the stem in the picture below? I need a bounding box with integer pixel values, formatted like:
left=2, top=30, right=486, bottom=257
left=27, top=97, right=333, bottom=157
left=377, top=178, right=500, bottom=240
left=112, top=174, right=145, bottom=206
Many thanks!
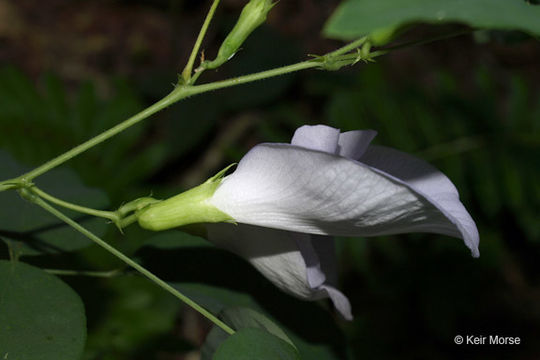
left=328, top=36, right=368, bottom=57
left=186, top=60, right=318, bottom=96
left=29, top=186, right=119, bottom=222
left=33, top=197, right=235, bottom=335
left=19, top=86, right=189, bottom=182
left=0, top=183, right=16, bottom=193
left=182, top=0, right=221, bottom=83
left=185, top=48, right=390, bottom=96
left=45, top=268, right=124, bottom=278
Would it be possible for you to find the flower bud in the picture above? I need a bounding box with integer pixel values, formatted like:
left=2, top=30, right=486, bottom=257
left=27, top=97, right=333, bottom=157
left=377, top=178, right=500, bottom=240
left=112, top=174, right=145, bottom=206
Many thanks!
left=137, top=165, right=235, bottom=231
left=369, top=26, right=396, bottom=46
left=205, top=0, right=275, bottom=69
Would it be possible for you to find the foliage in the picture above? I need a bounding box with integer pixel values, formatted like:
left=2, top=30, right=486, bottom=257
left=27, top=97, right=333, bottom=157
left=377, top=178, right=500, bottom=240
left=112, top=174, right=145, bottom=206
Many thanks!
left=325, top=0, right=540, bottom=41
left=0, top=260, right=86, bottom=360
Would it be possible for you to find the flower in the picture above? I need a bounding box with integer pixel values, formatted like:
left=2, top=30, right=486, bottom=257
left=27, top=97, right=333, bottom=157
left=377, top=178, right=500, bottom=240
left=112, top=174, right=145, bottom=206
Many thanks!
left=139, top=125, right=479, bottom=320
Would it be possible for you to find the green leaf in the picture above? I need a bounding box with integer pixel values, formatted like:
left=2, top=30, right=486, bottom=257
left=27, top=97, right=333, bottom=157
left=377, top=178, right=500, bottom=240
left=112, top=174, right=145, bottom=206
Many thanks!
left=0, top=150, right=109, bottom=257
left=213, top=328, right=300, bottom=360
left=222, top=307, right=296, bottom=348
left=202, top=307, right=297, bottom=359
left=324, top=0, right=540, bottom=41
left=0, top=260, right=86, bottom=360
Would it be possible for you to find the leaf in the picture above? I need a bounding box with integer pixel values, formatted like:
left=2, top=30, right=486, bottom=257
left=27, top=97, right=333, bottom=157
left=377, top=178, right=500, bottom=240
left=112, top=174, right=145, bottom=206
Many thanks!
left=83, top=275, right=182, bottom=358
left=213, top=328, right=300, bottom=360
left=222, top=307, right=296, bottom=348
left=324, top=0, right=540, bottom=41
left=0, top=150, right=109, bottom=257
left=0, top=260, right=86, bottom=360
left=202, top=307, right=297, bottom=359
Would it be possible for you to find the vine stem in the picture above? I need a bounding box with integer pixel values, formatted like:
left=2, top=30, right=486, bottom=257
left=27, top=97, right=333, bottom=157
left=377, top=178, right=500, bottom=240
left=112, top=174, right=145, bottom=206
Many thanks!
left=32, top=196, right=235, bottom=335
left=187, top=60, right=319, bottom=95
left=29, top=186, right=119, bottom=223
left=182, top=0, right=221, bottom=83
left=327, top=36, right=368, bottom=57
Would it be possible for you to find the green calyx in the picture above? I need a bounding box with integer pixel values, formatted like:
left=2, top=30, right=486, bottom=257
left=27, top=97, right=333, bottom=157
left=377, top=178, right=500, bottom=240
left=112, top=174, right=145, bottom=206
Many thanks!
left=137, top=164, right=236, bottom=231
left=204, top=0, right=275, bottom=70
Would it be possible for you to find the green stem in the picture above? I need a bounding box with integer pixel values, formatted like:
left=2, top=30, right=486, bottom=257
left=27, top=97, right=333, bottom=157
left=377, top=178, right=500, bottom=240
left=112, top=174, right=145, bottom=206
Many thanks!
left=328, top=36, right=368, bottom=57
left=45, top=268, right=124, bottom=278
left=182, top=0, right=221, bottom=83
left=32, top=197, right=235, bottom=335
left=19, top=86, right=189, bottom=182
left=186, top=48, right=390, bottom=96
left=29, top=186, right=119, bottom=222
left=0, top=183, right=16, bottom=192
left=186, top=60, right=319, bottom=96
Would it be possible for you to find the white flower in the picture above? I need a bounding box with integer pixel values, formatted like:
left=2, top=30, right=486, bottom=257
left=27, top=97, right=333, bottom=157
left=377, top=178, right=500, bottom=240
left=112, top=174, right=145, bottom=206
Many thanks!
left=138, top=124, right=479, bottom=320
left=206, top=125, right=479, bottom=320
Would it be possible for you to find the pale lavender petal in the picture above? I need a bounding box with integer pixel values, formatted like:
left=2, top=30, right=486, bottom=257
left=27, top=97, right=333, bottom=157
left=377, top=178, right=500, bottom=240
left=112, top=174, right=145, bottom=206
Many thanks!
left=360, top=145, right=480, bottom=257
left=295, top=235, right=352, bottom=320
left=211, top=144, right=437, bottom=236
left=210, top=143, right=478, bottom=257
left=291, top=125, right=340, bottom=154
left=338, top=130, right=378, bottom=159
left=206, top=223, right=352, bottom=320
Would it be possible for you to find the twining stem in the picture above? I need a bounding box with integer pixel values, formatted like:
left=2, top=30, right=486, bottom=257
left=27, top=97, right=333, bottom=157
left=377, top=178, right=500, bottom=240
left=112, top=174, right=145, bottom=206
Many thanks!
left=184, top=50, right=389, bottom=96
left=33, top=196, right=235, bottom=335
left=0, top=182, right=16, bottom=192
left=188, top=61, right=318, bottom=95
left=328, top=36, right=368, bottom=57
left=29, top=186, right=119, bottom=223
left=18, top=86, right=190, bottom=182
left=182, top=0, right=221, bottom=83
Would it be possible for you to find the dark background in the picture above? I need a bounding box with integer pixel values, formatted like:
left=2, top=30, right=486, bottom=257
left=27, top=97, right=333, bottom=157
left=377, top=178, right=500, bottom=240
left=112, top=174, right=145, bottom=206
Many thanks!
left=0, top=0, right=539, bottom=359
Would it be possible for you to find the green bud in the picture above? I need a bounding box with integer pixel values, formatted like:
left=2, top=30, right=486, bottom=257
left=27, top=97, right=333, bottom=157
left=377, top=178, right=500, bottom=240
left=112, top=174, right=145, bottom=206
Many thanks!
left=369, top=26, right=396, bottom=46
left=137, top=165, right=235, bottom=231
left=205, top=0, right=275, bottom=69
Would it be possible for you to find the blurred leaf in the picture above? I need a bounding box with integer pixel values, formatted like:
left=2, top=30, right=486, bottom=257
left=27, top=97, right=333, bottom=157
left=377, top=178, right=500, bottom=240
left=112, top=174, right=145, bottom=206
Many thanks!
left=213, top=328, right=300, bottom=360
left=0, top=150, right=109, bottom=257
left=222, top=26, right=299, bottom=110
left=83, top=275, right=181, bottom=360
left=0, top=67, right=165, bottom=199
left=163, top=94, right=221, bottom=159
left=324, top=0, right=540, bottom=41
left=0, top=260, right=86, bottom=360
